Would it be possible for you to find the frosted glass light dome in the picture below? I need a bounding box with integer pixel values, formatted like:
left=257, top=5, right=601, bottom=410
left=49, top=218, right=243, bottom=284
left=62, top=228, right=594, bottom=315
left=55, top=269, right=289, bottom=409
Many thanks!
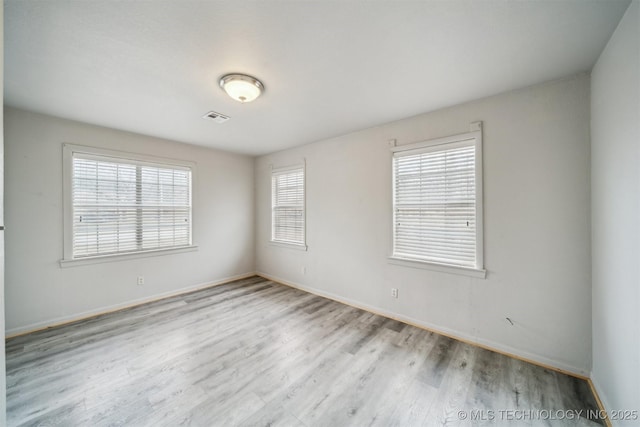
left=219, top=74, right=264, bottom=103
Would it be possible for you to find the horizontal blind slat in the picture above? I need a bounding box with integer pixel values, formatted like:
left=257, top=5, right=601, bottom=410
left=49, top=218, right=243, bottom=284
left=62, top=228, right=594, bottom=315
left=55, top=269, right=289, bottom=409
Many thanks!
left=72, top=154, right=192, bottom=258
left=272, top=167, right=305, bottom=245
left=393, top=139, right=478, bottom=268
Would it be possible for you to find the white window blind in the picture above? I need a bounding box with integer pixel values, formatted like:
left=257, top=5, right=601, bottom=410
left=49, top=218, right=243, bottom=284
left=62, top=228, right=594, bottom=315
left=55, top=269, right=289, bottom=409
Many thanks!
left=71, top=153, right=192, bottom=258
left=272, top=166, right=305, bottom=245
left=393, top=138, right=480, bottom=269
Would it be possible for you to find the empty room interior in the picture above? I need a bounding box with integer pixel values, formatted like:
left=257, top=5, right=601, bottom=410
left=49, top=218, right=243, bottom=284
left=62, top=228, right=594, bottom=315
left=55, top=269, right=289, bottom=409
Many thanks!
left=0, top=0, right=639, bottom=426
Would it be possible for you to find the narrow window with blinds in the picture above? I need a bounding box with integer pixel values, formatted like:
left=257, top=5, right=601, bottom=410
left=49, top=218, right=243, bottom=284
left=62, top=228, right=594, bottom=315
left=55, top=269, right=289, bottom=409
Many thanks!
left=66, top=147, right=193, bottom=260
left=392, top=127, right=484, bottom=274
left=271, top=166, right=305, bottom=247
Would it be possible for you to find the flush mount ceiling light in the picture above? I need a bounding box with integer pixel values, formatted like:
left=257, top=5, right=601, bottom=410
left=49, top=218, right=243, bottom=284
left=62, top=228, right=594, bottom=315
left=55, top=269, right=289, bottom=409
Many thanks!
left=219, top=73, right=264, bottom=103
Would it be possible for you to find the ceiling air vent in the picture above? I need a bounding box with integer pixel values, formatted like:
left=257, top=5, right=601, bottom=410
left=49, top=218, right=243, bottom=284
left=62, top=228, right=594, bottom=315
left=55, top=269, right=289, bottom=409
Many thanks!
left=202, top=111, right=230, bottom=124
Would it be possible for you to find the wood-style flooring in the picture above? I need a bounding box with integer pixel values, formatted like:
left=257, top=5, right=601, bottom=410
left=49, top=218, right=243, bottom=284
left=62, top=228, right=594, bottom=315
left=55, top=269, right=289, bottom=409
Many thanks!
left=6, top=276, right=605, bottom=426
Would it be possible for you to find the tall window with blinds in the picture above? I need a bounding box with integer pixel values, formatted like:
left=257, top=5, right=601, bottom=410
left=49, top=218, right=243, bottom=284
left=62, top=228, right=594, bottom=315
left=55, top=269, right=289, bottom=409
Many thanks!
left=68, top=149, right=192, bottom=259
left=392, top=128, right=483, bottom=272
left=271, top=166, right=305, bottom=246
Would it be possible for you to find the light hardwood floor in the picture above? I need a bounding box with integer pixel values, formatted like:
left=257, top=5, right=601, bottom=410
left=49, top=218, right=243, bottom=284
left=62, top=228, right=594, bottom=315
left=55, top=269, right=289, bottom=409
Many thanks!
left=6, top=276, right=604, bottom=426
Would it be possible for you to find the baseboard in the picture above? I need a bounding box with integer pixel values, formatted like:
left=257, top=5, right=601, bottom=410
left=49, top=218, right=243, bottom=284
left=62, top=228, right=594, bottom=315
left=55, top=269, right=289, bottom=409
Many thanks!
left=8, top=270, right=589, bottom=379
left=257, top=271, right=588, bottom=379
left=588, top=376, right=613, bottom=427
left=5, top=271, right=257, bottom=338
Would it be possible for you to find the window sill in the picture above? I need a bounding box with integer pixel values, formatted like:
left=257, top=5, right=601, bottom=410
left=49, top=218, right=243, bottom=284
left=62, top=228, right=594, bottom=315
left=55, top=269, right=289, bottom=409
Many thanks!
left=388, top=256, right=487, bottom=279
left=269, top=240, right=308, bottom=251
left=59, top=245, right=199, bottom=268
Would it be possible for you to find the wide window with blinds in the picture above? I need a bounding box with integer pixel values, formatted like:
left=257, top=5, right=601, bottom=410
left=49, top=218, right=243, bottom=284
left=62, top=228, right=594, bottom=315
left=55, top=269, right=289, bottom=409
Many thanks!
left=271, top=165, right=305, bottom=247
left=391, top=126, right=484, bottom=275
left=63, top=145, right=193, bottom=261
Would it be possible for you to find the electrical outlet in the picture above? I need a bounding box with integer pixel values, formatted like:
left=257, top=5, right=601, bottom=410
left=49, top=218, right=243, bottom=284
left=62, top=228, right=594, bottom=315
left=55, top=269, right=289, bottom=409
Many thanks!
left=137, top=276, right=145, bottom=286
left=302, top=266, right=307, bottom=275
left=391, top=288, right=398, bottom=298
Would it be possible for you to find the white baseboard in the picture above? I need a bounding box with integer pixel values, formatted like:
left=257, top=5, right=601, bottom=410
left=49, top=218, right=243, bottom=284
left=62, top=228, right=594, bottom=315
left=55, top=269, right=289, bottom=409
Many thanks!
left=257, top=271, right=588, bottom=378
left=8, top=270, right=588, bottom=378
left=6, top=271, right=257, bottom=338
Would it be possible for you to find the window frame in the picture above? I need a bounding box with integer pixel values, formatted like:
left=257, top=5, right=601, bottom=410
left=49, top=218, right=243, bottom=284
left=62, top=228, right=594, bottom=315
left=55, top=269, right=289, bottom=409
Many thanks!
left=60, top=144, right=197, bottom=267
left=270, top=162, right=307, bottom=250
left=389, top=123, right=486, bottom=278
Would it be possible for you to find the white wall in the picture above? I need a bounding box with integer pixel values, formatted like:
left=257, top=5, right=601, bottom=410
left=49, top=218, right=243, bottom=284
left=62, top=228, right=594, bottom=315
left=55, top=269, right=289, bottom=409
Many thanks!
left=591, top=1, right=640, bottom=423
left=4, top=107, right=255, bottom=334
left=256, top=75, right=592, bottom=374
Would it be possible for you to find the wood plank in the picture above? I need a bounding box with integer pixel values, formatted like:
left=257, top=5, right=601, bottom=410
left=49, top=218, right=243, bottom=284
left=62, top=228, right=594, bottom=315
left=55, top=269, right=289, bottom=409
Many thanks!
left=6, top=276, right=604, bottom=427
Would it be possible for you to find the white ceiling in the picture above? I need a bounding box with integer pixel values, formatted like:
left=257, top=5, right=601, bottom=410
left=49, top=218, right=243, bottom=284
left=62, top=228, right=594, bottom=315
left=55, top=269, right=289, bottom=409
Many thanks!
left=4, top=0, right=630, bottom=156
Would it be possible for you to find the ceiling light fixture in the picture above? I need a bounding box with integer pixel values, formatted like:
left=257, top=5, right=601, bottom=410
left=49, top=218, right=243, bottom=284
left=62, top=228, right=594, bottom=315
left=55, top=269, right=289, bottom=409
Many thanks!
left=219, top=73, right=264, bottom=103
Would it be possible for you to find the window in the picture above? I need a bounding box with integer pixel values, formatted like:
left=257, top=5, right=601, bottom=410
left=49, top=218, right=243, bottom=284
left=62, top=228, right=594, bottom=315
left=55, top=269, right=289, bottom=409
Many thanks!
left=62, top=144, right=194, bottom=263
left=391, top=124, right=484, bottom=276
left=271, top=165, right=306, bottom=247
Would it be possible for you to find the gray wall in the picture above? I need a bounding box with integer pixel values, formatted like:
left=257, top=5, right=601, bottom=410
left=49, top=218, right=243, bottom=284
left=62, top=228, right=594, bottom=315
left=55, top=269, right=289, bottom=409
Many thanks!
left=1, top=0, right=7, bottom=421
left=4, top=107, right=255, bottom=334
left=591, top=1, right=640, bottom=423
left=256, top=75, right=592, bottom=374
